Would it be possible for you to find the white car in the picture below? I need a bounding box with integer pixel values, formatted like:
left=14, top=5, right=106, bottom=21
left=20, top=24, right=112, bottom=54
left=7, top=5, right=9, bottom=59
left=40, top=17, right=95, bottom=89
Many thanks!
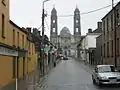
left=92, top=65, right=120, bottom=85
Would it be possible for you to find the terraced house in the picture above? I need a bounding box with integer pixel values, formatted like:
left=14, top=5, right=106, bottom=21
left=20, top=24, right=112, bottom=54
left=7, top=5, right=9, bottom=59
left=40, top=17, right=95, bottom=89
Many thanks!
left=0, top=0, right=37, bottom=90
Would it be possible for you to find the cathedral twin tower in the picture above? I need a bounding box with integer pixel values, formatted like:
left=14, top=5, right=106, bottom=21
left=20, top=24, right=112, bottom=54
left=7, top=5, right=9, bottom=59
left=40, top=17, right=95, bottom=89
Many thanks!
left=50, top=7, right=81, bottom=46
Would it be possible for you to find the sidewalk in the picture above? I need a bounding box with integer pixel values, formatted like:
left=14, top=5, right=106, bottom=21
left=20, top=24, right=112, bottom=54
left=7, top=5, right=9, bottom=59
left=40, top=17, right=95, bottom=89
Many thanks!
left=27, top=59, right=62, bottom=90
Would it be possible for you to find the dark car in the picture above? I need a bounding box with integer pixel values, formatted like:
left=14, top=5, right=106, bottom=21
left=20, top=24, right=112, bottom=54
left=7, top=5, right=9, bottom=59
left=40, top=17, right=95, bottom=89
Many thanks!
left=63, top=57, right=68, bottom=60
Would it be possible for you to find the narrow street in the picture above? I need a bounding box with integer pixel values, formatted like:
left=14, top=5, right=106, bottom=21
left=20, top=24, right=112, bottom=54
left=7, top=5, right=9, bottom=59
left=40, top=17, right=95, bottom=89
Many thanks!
left=39, top=58, right=120, bottom=90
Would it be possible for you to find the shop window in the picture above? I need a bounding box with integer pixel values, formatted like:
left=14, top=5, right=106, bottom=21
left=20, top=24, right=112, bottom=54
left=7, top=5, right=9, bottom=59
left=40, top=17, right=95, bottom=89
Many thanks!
left=12, top=57, right=16, bottom=78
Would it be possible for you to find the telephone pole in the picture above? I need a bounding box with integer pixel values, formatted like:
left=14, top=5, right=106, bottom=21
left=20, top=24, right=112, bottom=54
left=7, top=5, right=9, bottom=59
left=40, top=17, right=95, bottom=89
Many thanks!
left=42, top=0, right=50, bottom=75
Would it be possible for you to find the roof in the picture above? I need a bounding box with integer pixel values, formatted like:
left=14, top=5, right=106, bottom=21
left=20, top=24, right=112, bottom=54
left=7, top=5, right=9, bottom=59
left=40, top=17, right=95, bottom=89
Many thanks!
left=9, top=20, right=27, bottom=34
left=51, top=7, right=57, bottom=13
left=80, top=35, right=86, bottom=41
left=60, top=27, right=71, bottom=37
left=102, top=1, right=120, bottom=20
left=75, top=7, right=80, bottom=12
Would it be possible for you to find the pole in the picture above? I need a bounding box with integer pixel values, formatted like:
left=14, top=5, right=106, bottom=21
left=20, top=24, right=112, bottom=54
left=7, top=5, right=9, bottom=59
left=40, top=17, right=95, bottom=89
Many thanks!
left=113, top=0, right=117, bottom=67
left=112, top=0, right=114, bottom=8
left=42, top=2, right=45, bottom=76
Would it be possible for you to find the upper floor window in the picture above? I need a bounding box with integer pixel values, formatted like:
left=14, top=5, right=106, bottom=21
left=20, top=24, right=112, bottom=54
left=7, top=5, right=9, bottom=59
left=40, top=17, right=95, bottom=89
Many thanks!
left=111, top=14, right=113, bottom=30
left=2, top=14, right=5, bottom=38
left=116, top=9, right=120, bottom=26
left=106, top=17, right=109, bottom=32
left=13, top=29, right=15, bottom=46
left=103, top=20, right=105, bottom=40
left=22, top=35, right=24, bottom=49
left=17, top=32, right=19, bottom=47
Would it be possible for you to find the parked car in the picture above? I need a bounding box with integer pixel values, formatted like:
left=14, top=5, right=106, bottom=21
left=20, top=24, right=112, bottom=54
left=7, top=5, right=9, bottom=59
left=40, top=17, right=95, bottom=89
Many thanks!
left=92, top=65, right=120, bottom=85
left=63, top=56, right=68, bottom=60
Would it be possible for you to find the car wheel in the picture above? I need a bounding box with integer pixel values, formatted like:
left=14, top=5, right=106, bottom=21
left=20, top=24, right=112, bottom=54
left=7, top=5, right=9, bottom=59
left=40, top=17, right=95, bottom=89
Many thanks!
left=92, top=76, right=96, bottom=84
left=92, top=79, right=96, bottom=84
left=96, top=78, right=101, bottom=86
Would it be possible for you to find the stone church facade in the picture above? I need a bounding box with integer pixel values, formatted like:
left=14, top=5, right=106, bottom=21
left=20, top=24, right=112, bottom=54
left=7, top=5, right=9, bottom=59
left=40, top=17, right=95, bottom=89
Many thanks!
left=50, top=7, right=81, bottom=57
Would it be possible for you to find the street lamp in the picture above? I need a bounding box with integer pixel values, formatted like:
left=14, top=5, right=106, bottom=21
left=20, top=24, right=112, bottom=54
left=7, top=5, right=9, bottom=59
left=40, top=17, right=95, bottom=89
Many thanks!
left=42, top=0, right=50, bottom=75
left=42, top=0, right=50, bottom=37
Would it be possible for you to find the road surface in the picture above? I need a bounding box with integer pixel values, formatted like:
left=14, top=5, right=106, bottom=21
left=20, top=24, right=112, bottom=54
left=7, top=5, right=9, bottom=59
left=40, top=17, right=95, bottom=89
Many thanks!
left=40, top=58, right=120, bottom=90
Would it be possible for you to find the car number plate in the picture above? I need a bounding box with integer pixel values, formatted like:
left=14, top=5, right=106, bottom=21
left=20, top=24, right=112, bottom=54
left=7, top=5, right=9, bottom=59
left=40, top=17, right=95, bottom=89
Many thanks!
left=110, top=79, right=116, bottom=83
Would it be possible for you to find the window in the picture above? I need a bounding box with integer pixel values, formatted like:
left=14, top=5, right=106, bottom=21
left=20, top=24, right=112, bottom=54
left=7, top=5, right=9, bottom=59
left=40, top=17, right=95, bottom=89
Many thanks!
left=111, top=40, right=113, bottom=57
left=106, top=17, right=109, bottom=32
left=117, top=38, right=119, bottom=56
left=22, top=35, right=24, bottom=49
left=29, top=42, right=31, bottom=55
left=111, top=14, right=113, bottom=30
left=103, top=20, right=105, bottom=40
left=53, top=20, right=55, bottom=23
left=17, top=57, right=19, bottom=78
left=116, top=9, right=120, bottom=26
left=76, top=28, right=78, bottom=32
left=2, top=14, right=5, bottom=38
left=12, top=57, right=16, bottom=78
left=104, top=44, right=105, bottom=57
left=76, top=20, right=78, bottom=23
left=13, top=29, right=15, bottom=46
left=107, top=42, right=109, bottom=57
left=101, top=46, right=102, bottom=56
left=53, top=28, right=55, bottom=32
left=17, top=32, right=19, bottom=47
left=23, top=57, right=25, bottom=76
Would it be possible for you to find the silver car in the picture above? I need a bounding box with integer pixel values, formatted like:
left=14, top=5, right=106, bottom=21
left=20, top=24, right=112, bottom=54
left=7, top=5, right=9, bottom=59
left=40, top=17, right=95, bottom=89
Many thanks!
left=92, top=65, right=120, bottom=85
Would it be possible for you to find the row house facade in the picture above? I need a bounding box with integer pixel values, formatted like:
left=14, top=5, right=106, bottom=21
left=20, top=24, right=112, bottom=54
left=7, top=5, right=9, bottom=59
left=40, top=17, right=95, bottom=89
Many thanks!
left=0, top=0, right=37, bottom=90
left=78, top=22, right=102, bottom=64
left=78, top=28, right=101, bottom=64
left=102, top=1, right=120, bottom=68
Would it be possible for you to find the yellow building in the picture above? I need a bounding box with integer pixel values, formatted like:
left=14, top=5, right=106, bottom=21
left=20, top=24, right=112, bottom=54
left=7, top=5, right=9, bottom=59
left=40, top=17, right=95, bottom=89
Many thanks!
left=0, top=0, right=37, bottom=90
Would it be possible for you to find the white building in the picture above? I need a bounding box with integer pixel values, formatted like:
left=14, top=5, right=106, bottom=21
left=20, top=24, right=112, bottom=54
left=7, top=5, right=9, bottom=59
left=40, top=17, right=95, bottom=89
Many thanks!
left=80, top=31, right=101, bottom=63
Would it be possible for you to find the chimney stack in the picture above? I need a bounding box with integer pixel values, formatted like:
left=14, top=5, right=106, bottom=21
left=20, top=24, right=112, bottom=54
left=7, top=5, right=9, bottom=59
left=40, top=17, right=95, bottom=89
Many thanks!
left=26, top=27, right=31, bottom=33
left=88, top=28, right=92, bottom=33
left=97, top=22, right=102, bottom=29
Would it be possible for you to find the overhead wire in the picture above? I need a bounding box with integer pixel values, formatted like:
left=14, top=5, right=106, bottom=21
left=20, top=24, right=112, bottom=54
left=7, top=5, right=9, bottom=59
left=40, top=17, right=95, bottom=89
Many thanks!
left=47, top=3, right=118, bottom=17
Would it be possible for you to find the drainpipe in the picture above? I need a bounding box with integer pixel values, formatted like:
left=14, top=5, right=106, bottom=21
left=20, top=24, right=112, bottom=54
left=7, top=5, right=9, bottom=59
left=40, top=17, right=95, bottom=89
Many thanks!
left=16, top=57, right=18, bottom=90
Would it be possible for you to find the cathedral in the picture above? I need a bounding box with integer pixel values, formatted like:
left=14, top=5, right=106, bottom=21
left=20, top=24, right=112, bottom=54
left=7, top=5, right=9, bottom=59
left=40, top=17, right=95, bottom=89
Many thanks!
left=50, top=7, right=81, bottom=57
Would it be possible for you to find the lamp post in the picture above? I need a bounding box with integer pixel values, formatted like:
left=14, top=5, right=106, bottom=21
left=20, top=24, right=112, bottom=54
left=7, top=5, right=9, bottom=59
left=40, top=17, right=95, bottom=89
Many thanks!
left=42, top=0, right=50, bottom=75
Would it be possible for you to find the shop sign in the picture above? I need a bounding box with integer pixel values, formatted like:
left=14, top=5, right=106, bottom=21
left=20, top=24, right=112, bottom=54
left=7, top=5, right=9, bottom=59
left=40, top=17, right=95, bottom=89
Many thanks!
left=0, top=46, right=18, bottom=56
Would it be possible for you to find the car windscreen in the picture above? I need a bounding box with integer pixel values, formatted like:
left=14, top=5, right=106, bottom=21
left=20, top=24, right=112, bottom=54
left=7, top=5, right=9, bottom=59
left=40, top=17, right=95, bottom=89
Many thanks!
left=98, top=66, right=116, bottom=73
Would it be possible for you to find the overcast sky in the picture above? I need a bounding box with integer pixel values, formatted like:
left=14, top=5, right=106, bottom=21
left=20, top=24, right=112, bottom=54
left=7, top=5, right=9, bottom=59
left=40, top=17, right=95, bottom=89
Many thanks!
left=10, top=0, right=120, bottom=37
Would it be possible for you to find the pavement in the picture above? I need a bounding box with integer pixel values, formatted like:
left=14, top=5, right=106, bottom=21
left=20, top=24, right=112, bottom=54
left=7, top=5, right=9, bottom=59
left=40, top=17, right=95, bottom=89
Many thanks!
left=36, top=57, right=120, bottom=90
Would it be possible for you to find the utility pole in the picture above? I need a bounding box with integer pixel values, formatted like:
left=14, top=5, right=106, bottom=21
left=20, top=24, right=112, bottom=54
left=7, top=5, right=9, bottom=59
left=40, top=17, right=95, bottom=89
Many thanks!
left=42, top=0, right=50, bottom=75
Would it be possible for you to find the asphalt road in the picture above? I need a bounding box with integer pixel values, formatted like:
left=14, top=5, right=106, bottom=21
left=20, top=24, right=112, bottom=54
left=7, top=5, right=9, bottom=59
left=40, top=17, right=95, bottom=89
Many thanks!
left=41, top=58, right=120, bottom=90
